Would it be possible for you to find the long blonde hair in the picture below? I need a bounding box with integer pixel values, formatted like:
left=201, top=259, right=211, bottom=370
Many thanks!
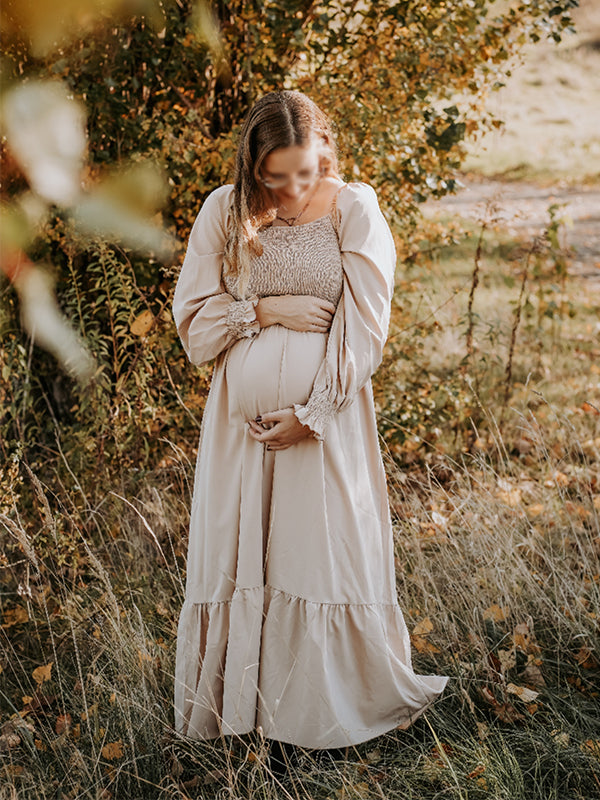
left=223, top=90, right=339, bottom=297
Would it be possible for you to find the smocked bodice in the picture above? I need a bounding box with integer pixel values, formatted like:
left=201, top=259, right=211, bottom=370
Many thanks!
left=223, top=213, right=344, bottom=306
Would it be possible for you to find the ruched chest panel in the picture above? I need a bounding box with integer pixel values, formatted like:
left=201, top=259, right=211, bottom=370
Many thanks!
left=223, top=214, right=344, bottom=306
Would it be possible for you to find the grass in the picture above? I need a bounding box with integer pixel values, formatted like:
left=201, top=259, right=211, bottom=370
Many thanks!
left=2, top=205, right=600, bottom=799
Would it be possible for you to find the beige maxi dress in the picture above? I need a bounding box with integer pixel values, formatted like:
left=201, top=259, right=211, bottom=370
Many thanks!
left=171, top=181, right=449, bottom=749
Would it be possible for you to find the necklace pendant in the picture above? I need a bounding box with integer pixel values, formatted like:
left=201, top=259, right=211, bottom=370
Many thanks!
left=276, top=214, right=296, bottom=226
left=275, top=176, right=322, bottom=227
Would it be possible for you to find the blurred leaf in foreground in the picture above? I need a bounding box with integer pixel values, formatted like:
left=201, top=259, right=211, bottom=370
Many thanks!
left=0, top=81, right=86, bottom=206
left=0, top=79, right=174, bottom=379
left=1, top=0, right=167, bottom=57
left=7, top=253, right=96, bottom=383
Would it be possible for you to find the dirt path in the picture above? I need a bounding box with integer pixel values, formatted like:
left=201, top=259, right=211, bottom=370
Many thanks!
left=422, top=175, right=600, bottom=283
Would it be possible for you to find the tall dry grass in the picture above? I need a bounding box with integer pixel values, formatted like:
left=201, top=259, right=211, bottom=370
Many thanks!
left=2, top=207, right=600, bottom=798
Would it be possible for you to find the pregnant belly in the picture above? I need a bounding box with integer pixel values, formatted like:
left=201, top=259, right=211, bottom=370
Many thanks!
left=225, top=326, right=327, bottom=423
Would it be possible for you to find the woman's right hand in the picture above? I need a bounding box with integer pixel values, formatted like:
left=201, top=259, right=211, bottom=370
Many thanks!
left=255, top=295, right=336, bottom=333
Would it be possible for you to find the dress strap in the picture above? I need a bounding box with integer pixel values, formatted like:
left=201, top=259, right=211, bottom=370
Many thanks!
left=329, top=182, right=347, bottom=239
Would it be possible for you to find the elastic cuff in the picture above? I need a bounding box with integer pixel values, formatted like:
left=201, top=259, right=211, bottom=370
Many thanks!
left=293, top=389, right=337, bottom=441
left=225, top=296, right=260, bottom=339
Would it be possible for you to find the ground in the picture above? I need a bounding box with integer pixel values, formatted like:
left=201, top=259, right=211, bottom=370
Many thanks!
left=422, top=174, right=600, bottom=283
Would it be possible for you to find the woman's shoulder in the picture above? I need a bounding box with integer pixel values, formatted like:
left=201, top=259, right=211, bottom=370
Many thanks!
left=192, top=184, right=234, bottom=232
left=334, top=181, right=381, bottom=221
left=202, top=183, right=235, bottom=210
left=335, top=181, right=379, bottom=207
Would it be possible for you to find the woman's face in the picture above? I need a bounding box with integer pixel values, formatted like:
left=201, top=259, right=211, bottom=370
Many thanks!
left=260, top=142, right=322, bottom=202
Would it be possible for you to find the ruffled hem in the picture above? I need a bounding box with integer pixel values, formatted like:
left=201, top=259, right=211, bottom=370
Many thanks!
left=224, top=296, right=260, bottom=339
left=174, top=584, right=449, bottom=749
left=293, top=388, right=337, bottom=441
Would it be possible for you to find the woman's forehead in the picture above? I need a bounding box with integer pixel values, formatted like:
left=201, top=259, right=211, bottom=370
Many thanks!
left=263, top=143, right=319, bottom=173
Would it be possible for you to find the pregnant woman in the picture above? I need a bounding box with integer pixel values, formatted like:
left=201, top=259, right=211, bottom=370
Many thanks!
left=172, top=90, right=448, bottom=767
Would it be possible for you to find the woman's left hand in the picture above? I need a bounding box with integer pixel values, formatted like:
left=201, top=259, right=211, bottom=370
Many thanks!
left=247, top=407, right=314, bottom=450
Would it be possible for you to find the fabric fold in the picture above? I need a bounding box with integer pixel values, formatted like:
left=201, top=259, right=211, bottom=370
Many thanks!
left=174, top=584, right=448, bottom=748
left=291, top=183, right=397, bottom=440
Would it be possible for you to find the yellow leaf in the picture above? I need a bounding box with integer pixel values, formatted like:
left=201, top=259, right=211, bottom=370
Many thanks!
left=2, top=605, right=29, bottom=627
left=80, top=702, right=98, bottom=721
left=581, top=740, right=600, bottom=759
left=468, top=764, right=486, bottom=779
left=101, top=740, right=123, bottom=760
left=513, top=622, right=541, bottom=654
left=412, top=617, right=434, bottom=636
left=506, top=683, right=540, bottom=703
left=527, top=503, right=545, bottom=517
left=130, top=309, right=155, bottom=337
left=575, top=646, right=599, bottom=669
left=497, top=487, right=522, bottom=506
left=32, top=662, right=53, bottom=685
left=3, top=765, right=24, bottom=777
left=483, top=604, right=507, bottom=623
left=412, top=635, right=441, bottom=654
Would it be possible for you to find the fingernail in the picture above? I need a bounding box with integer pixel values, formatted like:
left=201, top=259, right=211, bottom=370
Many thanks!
left=255, top=415, right=262, bottom=422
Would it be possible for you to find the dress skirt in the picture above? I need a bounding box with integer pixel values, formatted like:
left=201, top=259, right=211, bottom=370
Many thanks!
left=173, top=324, right=449, bottom=748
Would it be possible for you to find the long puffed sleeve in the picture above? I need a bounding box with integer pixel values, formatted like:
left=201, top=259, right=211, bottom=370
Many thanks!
left=293, top=182, right=396, bottom=439
left=172, top=184, right=260, bottom=367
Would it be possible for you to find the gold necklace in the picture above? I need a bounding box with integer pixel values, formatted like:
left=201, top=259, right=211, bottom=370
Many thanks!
left=275, top=177, right=322, bottom=226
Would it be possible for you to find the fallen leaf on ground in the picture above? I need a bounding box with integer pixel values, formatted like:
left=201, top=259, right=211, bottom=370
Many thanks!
left=101, top=740, right=123, bottom=760
left=468, top=764, right=486, bottom=779
left=527, top=503, right=546, bottom=517
left=412, top=635, right=441, bottom=654
left=513, top=622, right=541, bottom=655
left=55, top=714, right=72, bottom=734
left=575, top=646, right=599, bottom=669
left=2, top=606, right=29, bottom=627
left=480, top=686, right=525, bottom=723
left=483, top=603, right=508, bottom=623
left=32, top=662, right=53, bottom=685
left=581, top=740, right=600, bottom=759
left=412, top=617, right=434, bottom=636
left=507, top=683, right=540, bottom=703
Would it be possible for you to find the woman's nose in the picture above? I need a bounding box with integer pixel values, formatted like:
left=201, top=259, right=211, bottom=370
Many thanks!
left=285, top=179, right=303, bottom=197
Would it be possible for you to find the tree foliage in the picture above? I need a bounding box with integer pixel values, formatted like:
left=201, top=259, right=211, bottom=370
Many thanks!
left=0, top=0, right=580, bottom=476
